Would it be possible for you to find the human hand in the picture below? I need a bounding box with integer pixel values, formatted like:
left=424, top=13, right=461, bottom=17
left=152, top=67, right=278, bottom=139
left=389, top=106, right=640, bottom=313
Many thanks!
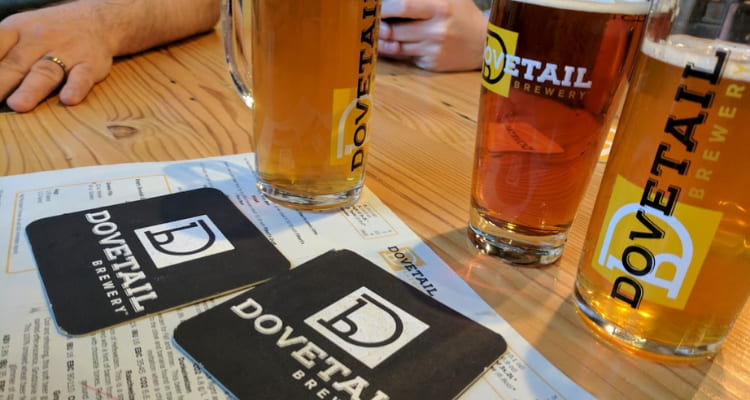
left=0, top=3, right=114, bottom=112
left=378, top=0, right=488, bottom=72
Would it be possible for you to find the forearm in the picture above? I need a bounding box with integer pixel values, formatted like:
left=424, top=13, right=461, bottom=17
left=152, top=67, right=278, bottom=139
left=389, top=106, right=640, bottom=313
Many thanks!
left=79, top=0, right=220, bottom=56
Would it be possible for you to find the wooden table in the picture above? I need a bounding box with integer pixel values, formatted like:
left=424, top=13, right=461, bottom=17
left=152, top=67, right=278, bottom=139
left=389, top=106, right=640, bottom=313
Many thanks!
left=2, top=30, right=748, bottom=400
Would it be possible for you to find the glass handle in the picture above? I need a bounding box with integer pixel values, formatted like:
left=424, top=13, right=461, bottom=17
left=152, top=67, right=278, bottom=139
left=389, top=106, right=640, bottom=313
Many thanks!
left=222, top=0, right=254, bottom=109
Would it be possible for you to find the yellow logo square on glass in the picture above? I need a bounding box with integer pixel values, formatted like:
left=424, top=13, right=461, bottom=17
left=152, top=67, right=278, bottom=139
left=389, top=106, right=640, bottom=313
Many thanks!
left=592, top=175, right=722, bottom=309
left=482, top=23, right=518, bottom=97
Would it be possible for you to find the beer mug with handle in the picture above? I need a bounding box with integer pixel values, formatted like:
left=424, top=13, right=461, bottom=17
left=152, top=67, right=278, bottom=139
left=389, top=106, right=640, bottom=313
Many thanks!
left=223, top=0, right=381, bottom=211
left=575, top=0, right=750, bottom=361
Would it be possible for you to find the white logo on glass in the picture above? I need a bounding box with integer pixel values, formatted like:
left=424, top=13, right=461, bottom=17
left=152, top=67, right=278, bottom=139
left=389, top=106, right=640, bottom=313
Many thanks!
left=304, top=287, right=429, bottom=369
left=599, top=203, right=694, bottom=299
left=134, top=215, right=234, bottom=269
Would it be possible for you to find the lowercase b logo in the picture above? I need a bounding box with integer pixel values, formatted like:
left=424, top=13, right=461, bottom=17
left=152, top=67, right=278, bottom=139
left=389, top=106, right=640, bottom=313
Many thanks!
left=305, top=287, right=429, bottom=368
left=134, top=215, right=234, bottom=269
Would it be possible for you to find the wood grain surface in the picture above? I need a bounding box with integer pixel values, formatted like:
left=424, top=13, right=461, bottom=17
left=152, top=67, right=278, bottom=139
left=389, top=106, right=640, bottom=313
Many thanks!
left=1, top=29, right=748, bottom=399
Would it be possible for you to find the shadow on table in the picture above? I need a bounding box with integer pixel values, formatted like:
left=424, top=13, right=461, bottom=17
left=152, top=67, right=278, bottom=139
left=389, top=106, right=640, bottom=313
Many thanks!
left=541, top=297, right=724, bottom=399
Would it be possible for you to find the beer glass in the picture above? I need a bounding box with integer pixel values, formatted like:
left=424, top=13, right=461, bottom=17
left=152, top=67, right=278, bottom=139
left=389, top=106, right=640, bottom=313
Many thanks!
left=469, top=0, right=650, bottom=264
left=223, top=0, right=381, bottom=210
left=575, top=0, right=750, bottom=361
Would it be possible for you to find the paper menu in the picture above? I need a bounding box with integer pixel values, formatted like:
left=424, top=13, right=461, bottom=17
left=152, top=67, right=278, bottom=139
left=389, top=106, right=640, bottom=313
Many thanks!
left=0, top=153, right=593, bottom=400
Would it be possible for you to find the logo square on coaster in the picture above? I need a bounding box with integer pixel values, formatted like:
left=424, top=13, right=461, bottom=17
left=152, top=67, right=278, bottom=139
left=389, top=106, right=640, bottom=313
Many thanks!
left=26, top=188, right=290, bottom=335
left=304, top=286, right=429, bottom=368
left=133, top=215, right=235, bottom=269
left=173, top=249, right=507, bottom=400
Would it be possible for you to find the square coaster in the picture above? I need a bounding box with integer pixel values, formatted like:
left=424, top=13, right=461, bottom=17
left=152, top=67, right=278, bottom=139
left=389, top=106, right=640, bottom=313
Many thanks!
left=173, top=249, right=507, bottom=399
left=26, top=188, right=289, bottom=335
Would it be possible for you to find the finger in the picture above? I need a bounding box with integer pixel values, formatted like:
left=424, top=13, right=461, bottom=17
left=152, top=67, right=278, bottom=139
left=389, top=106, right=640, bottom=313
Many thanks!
left=379, top=21, right=393, bottom=41
left=388, top=18, right=435, bottom=43
left=5, top=57, right=66, bottom=112
left=378, top=39, right=401, bottom=56
left=412, top=55, right=441, bottom=71
left=0, top=45, right=49, bottom=101
left=377, top=40, right=412, bottom=60
left=0, top=28, right=20, bottom=58
left=0, top=52, right=32, bottom=101
left=59, top=64, right=97, bottom=105
left=381, top=0, right=439, bottom=20
left=400, top=42, right=444, bottom=71
left=399, top=40, right=437, bottom=58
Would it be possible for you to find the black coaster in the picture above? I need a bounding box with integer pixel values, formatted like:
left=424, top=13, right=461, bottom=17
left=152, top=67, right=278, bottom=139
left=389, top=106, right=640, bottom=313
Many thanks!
left=26, top=188, right=290, bottom=335
left=173, top=249, right=507, bottom=400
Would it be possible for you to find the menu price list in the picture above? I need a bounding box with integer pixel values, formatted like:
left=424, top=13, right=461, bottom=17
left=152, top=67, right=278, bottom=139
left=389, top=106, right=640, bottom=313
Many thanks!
left=0, top=305, right=230, bottom=400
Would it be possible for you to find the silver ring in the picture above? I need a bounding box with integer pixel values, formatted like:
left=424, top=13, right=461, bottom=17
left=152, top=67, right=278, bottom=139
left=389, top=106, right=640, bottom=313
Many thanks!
left=41, top=55, right=67, bottom=74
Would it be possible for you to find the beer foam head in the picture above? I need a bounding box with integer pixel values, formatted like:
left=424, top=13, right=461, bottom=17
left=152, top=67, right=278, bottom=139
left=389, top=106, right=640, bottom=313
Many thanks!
left=512, top=0, right=651, bottom=15
left=643, top=35, right=750, bottom=83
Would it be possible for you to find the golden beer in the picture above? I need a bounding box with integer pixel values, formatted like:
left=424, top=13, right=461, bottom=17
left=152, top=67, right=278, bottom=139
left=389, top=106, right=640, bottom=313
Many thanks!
left=225, top=0, right=381, bottom=210
left=469, top=0, right=649, bottom=264
left=575, top=36, right=750, bottom=360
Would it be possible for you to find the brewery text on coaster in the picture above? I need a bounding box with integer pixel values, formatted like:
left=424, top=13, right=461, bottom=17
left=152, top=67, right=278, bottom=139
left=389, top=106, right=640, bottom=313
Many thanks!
left=26, top=188, right=290, bottom=336
left=173, top=249, right=507, bottom=400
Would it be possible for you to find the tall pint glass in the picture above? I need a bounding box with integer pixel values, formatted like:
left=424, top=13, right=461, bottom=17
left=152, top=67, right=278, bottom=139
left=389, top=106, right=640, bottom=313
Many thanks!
left=223, top=0, right=381, bottom=210
left=575, top=0, right=750, bottom=360
left=469, top=0, right=650, bottom=265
